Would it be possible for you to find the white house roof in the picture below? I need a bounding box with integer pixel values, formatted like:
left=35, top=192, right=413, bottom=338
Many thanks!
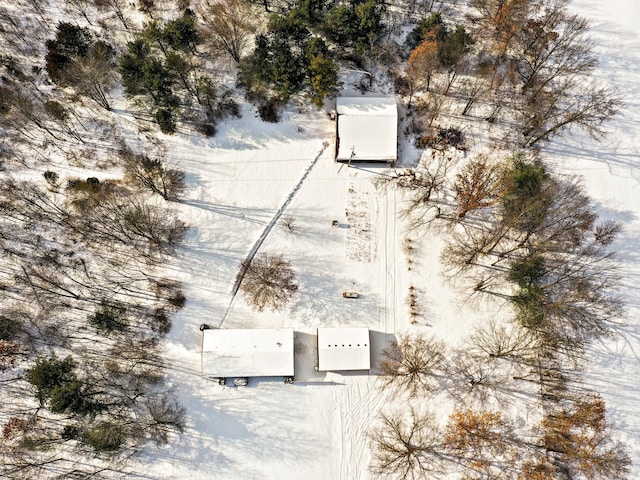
left=201, top=328, right=294, bottom=378
left=317, top=327, right=371, bottom=371
left=336, top=97, right=398, bottom=162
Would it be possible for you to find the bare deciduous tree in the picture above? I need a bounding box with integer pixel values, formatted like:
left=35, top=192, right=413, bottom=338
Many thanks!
left=370, top=408, right=444, bottom=480
left=447, top=352, right=511, bottom=404
left=512, top=2, right=622, bottom=146
left=440, top=223, right=507, bottom=281
left=65, top=0, right=95, bottom=25
left=121, top=147, right=186, bottom=201
left=379, top=334, right=446, bottom=398
left=594, top=219, right=621, bottom=246
left=520, top=82, right=621, bottom=147
left=197, top=0, right=258, bottom=64
left=240, top=253, right=298, bottom=312
left=469, top=320, right=540, bottom=361
left=79, top=197, right=188, bottom=258
left=46, top=178, right=188, bottom=262
left=401, top=0, right=453, bottom=18
left=459, top=77, right=486, bottom=116
left=279, top=215, right=298, bottom=235
left=63, top=41, right=117, bottom=110
left=395, top=151, right=453, bottom=229
left=44, top=100, right=85, bottom=143
left=0, top=86, right=63, bottom=141
left=139, top=391, right=186, bottom=445
left=93, top=0, right=130, bottom=30
left=516, top=2, right=593, bottom=95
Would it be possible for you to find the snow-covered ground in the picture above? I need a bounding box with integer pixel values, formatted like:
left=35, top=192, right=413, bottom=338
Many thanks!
left=124, top=1, right=640, bottom=478
left=140, top=104, right=405, bottom=480
left=547, top=0, right=640, bottom=469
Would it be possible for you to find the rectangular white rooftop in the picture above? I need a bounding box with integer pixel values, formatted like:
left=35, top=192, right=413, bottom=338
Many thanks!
left=317, top=327, right=371, bottom=371
left=336, top=97, right=397, bottom=162
left=202, top=328, right=294, bottom=378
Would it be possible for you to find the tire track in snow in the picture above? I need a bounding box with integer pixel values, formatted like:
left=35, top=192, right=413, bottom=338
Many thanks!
left=381, top=185, right=388, bottom=335
left=336, top=390, right=345, bottom=479
left=390, top=185, right=397, bottom=335
left=338, top=378, right=390, bottom=480
left=381, top=181, right=397, bottom=335
left=218, top=141, right=328, bottom=326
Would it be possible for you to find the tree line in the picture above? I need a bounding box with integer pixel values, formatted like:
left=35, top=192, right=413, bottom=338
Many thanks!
left=369, top=2, right=628, bottom=478
left=400, top=0, right=620, bottom=148
left=0, top=161, right=188, bottom=476
left=375, top=146, right=630, bottom=478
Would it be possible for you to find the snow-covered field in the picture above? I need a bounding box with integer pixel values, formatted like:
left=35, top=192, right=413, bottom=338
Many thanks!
left=118, top=1, right=640, bottom=478
left=142, top=105, right=402, bottom=480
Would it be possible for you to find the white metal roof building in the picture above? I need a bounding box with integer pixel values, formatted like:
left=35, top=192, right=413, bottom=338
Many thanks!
left=317, top=327, right=371, bottom=371
left=335, top=97, right=398, bottom=162
left=201, top=328, right=294, bottom=378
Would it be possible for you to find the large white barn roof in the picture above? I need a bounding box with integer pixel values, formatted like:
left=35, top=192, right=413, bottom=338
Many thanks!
left=335, top=97, right=398, bottom=162
left=317, top=327, right=371, bottom=371
left=201, top=328, right=294, bottom=378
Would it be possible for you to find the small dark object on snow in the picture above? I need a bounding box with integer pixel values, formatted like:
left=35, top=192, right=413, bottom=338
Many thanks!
left=342, top=291, right=359, bottom=299
left=200, top=323, right=210, bottom=331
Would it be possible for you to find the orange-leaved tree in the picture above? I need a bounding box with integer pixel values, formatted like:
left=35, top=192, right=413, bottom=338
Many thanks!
left=443, top=409, right=515, bottom=476
left=407, top=31, right=440, bottom=98
left=539, top=395, right=630, bottom=480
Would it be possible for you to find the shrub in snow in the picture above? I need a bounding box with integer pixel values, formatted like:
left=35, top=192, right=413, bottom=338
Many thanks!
left=258, top=98, right=282, bottom=123
left=43, top=170, right=59, bottom=187
left=27, top=356, right=76, bottom=404
left=84, top=421, right=124, bottom=452
left=88, top=300, right=128, bottom=334
left=0, top=315, right=21, bottom=341
left=156, top=108, right=177, bottom=134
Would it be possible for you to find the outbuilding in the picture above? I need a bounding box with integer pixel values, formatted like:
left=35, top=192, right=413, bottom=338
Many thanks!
left=335, top=96, right=398, bottom=163
left=201, top=328, right=295, bottom=379
left=317, top=327, right=371, bottom=371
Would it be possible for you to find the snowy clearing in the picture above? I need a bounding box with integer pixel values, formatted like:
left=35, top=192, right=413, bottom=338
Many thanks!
left=131, top=2, right=640, bottom=475
left=1, top=0, right=639, bottom=478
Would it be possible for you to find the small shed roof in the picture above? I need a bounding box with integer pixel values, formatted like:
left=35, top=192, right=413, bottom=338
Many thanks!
left=201, top=328, right=294, bottom=378
left=317, top=327, right=371, bottom=371
left=335, top=97, right=398, bottom=162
